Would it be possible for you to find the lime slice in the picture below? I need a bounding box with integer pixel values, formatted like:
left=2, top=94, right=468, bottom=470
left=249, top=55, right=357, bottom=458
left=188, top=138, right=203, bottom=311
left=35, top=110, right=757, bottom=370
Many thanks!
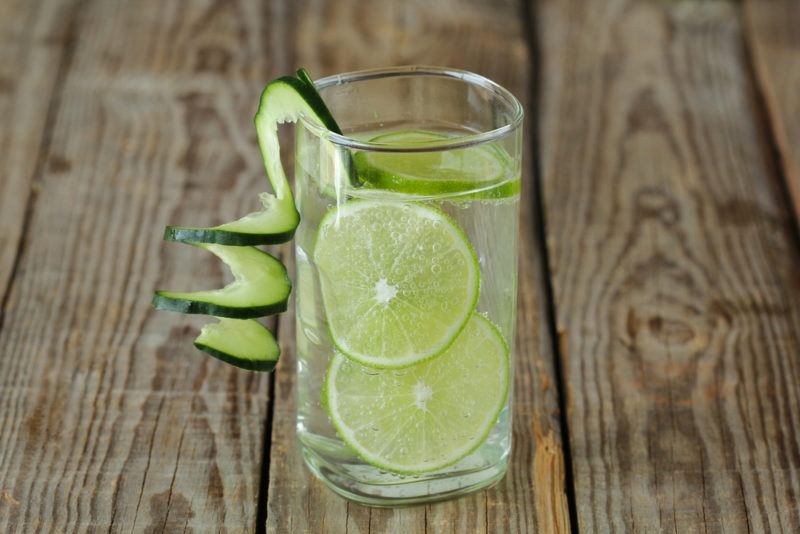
left=313, top=200, right=479, bottom=368
left=324, top=313, right=509, bottom=474
left=353, top=130, right=519, bottom=198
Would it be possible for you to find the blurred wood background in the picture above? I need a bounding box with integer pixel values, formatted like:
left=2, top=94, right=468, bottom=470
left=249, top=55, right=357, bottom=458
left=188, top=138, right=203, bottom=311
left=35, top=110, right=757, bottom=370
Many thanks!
left=1, top=0, right=799, bottom=532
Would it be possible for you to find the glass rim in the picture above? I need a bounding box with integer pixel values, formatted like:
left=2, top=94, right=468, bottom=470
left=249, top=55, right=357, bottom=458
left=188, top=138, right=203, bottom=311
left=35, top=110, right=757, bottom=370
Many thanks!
left=298, top=65, right=524, bottom=153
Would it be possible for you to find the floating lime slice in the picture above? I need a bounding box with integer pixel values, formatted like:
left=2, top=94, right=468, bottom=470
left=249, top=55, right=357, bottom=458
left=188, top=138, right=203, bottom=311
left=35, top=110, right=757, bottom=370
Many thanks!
left=353, top=130, right=519, bottom=198
left=313, top=200, right=479, bottom=368
left=324, top=314, right=509, bottom=474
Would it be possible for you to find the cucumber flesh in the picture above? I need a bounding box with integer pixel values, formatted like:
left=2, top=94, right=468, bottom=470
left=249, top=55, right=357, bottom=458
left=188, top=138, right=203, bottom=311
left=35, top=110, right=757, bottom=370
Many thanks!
left=153, top=243, right=290, bottom=319
left=194, top=318, right=279, bottom=372
left=165, top=73, right=342, bottom=245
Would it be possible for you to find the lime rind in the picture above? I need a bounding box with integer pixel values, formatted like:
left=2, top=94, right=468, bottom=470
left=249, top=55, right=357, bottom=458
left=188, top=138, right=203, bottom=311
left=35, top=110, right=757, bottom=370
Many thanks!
left=323, top=313, right=510, bottom=475
left=313, top=200, right=480, bottom=369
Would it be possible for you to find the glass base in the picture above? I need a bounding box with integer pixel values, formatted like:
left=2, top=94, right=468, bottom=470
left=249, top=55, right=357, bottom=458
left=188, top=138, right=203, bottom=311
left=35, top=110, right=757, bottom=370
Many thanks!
left=301, top=445, right=509, bottom=507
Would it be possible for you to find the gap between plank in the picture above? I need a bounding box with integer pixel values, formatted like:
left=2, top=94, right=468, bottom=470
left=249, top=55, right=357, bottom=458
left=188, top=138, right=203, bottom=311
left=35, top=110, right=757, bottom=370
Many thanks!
left=739, top=7, right=800, bottom=252
left=255, top=1, right=297, bottom=526
left=0, top=0, right=85, bottom=336
left=255, top=365, right=277, bottom=533
left=520, top=0, right=580, bottom=531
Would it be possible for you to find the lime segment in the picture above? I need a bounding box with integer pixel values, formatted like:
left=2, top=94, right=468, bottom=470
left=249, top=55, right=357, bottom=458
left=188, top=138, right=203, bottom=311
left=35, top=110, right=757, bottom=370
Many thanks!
left=313, top=200, right=479, bottom=368
left=324, top=314, right=509, bottom=474
left=353, top=130, right=519, bottom=197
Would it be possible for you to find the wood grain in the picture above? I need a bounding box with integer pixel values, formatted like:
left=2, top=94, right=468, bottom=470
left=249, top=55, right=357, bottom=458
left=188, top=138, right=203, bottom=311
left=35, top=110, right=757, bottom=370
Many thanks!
left=743, top=0, right=800, bottom=228
left=0, top=0, right=77, bottom=306
left=0, top=0, right=281, bottom=530
left=265, top=0, right=568, bottom=532
left=536, top=0, right=800, bottom=531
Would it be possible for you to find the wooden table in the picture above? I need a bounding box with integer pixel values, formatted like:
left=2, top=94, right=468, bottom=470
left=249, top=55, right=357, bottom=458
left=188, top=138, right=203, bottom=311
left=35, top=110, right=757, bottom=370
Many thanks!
left=2, top=0, right=799, bottom=532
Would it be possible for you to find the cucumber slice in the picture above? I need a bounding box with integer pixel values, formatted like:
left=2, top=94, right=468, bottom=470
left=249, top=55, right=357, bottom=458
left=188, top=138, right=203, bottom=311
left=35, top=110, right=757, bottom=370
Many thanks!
left=194, top=318, right=279, bottom=372
left=164, top=73, right=342, bottom=245
left=153, top=243, right=290, bottom=318
left=163, top=192, right=296, bottom=246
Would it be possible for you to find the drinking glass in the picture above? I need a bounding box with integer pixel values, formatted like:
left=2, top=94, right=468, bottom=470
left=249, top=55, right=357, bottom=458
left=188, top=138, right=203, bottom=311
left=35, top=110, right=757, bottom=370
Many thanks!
left=293, top=66, right=522, bottom=506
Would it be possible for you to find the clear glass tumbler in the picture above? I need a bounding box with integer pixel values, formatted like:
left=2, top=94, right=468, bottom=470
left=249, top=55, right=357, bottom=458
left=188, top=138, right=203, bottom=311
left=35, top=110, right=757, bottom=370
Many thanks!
left=293, top=66, right=523, bottom=506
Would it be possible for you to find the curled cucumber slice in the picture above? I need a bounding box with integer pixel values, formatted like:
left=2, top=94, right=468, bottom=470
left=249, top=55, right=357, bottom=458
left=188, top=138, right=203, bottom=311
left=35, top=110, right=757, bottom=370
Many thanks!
left=153, top=243, right=290, bottom=319
left=165, top=75, right=342, bottom=245
left=194, top=318, right=280, bottom=372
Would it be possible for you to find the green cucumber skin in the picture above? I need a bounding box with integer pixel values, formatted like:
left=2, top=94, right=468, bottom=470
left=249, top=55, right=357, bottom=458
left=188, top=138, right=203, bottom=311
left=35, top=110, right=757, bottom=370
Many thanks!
left=193, top=342, right=278, bottom=372
left=163, top=225, right=295, bottom=246
left=152, top=292, right=289, bottom=319
left=295, top=68, right=316, bottom=90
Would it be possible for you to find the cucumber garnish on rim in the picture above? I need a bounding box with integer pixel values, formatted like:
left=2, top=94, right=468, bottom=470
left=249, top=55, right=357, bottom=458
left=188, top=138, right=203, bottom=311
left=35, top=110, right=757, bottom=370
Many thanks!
left=153, top=243, right=291, bottom=319
left=165, top=74, right=343, bottom=245
left=154, top=68, right=340, bottom=371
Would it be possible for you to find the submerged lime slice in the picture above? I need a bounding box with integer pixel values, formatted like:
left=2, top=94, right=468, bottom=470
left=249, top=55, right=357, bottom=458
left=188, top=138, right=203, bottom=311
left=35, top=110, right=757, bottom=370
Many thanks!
left=313, top=200, right=479, bottom=368
left=324, top=314, right=509, bottom=474
left=353, top=130, right=519, bottom=198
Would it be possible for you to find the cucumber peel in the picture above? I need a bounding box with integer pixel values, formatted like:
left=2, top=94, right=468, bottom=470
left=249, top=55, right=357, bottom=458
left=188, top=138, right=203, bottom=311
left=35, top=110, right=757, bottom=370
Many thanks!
left=296, top=67, right=316, bottom=88
left=194, top=318, right=280, bottom=372
left=153, top=243, right=290, bottom=319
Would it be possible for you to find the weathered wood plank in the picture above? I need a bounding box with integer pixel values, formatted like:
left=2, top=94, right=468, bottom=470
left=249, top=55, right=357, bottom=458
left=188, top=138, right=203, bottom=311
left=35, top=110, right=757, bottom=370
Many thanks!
left=0, top=0, right=76, bottom=306
left=536, top=0, right=800, bottom=531
left=0, top=0, right=281, bottom=530
left=266, top=0, right=568, bottom=532
left=743, top=0, right=800, bottom=227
